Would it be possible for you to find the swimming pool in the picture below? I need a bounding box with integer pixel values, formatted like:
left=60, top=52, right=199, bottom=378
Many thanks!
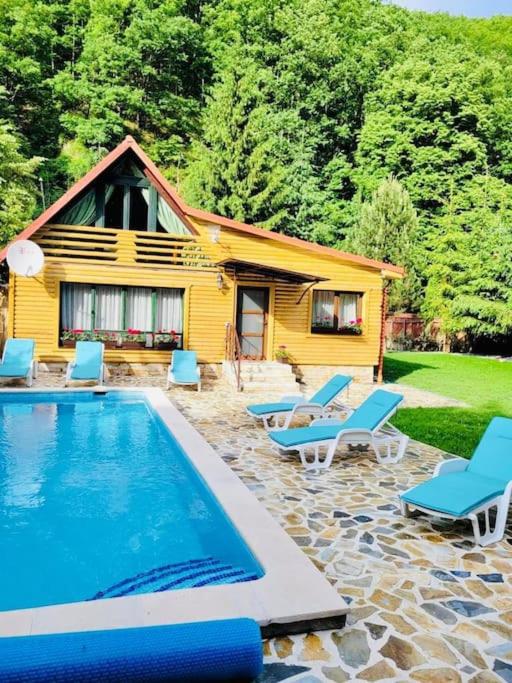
left=0, top=391, right=262, bottom=612
left=0, top=387, right=347, bottom=637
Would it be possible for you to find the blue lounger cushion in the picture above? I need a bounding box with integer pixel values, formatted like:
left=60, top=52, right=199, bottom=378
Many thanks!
left=0, top=338, right=34, bottom=377
left=248, top=375, right=352, bottom=417
left=0, top=363, right=29, bottom=377
left=248, top=402, right=297, bottom=416
left=400, top=471, right=506, bottom=517
left=171, top=351, right=199, bottom=384
left=309, top=375, right=352, bottom=406
left=466, top=416, right=512, bottom=483
left=271, top=423, right=342, bottom=448
left=270, top=389, right=403, bottom=448
left=0, top=618, right=263, bottom=683
left=401, top=416, right=512, bottom=516
left=70, top=341, right=103, bottom=380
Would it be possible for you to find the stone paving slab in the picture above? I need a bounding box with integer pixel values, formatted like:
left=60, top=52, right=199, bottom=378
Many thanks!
left=15, top=372, right=512, bottom=681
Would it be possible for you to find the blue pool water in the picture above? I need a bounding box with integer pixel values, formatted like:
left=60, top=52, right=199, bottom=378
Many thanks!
left=0, top=391, right=262, bottom=611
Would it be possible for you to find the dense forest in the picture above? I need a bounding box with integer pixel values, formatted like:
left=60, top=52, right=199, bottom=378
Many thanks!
left=1, top=0, right=511, bottom=345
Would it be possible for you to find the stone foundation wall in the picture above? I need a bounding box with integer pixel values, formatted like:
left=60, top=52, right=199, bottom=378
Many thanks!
left=38, top=361, right=373, bottom=387
left=39, top=362, right=223, bottom=380
left=294, top=364, right=374, bottom=388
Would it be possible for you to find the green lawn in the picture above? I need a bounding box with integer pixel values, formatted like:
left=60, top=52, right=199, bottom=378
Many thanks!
left=385, top=352, right=512, bottom=457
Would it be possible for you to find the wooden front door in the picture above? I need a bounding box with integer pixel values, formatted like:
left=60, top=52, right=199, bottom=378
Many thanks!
left=236, top=287, right=269, bottom=360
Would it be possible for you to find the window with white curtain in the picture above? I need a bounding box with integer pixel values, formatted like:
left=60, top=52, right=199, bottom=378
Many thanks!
left=125, top=287, right=153, bottom=331
left=311, top=290, right=363, bottom=333
left=61, top=284, right=93, bottom=330
left=60, top=283, right=184, bottom=343
left=155, top=288, right=183, bottom=332
left=95, top=286, right=123, bottom=330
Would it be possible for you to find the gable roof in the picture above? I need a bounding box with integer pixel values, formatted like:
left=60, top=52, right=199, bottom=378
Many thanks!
left=0, top=136, right=403, bottom=277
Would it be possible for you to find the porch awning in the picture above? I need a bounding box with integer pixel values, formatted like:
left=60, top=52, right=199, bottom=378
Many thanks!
left=216, top=258, right=328, bottom=284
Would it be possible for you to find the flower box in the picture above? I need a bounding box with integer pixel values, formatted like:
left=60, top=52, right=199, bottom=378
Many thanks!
left=121, top=341, right=148, bottom=350
left=61, top=339, right=117, bottom=349
left=154, top=341, right=179, bottom=351
left=339, top=327, right=363, bottom=336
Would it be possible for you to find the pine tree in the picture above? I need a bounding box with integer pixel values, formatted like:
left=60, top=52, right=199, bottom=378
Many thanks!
left=347, top=175, right=421, bottom=311
left=423, top=175, right=512, bottom=343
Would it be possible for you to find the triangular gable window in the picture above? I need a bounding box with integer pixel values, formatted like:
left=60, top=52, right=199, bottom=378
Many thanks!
left=55, top=156, right=190, bottom=235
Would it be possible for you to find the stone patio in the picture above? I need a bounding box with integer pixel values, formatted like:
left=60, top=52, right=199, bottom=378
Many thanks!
left=27, top=371, right=512, bottom=681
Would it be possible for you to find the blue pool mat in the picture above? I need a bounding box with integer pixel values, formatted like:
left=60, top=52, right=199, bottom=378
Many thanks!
left=0, top=618, right=263, bottom=682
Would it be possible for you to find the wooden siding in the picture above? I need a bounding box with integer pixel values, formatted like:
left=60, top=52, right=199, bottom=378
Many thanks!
left=195, top=219, right=385, bottom=367
left=9, top=218, right=385, bottom=368
left=10, top=262, right=233, bottom=364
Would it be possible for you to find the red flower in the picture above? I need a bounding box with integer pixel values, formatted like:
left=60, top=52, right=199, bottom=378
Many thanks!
left=357, top=318, right=363, bottom=324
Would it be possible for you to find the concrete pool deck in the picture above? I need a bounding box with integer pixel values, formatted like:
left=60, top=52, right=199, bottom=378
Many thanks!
left=11, top=371, right=512, bottom=681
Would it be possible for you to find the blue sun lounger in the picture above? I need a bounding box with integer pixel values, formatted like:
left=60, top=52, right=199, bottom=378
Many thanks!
left=247, top=374, right=353, bottom=430
left=167, top=350, right=201, bottom=391
left=0, top=338, right=36, bottom=387
left=400, top=416, right=512, bottom=546
left=0, top=618, right=263, bottom=682
left=65, top=341, right=105, bottom=385
left=269, top=389, right=407, bottom=470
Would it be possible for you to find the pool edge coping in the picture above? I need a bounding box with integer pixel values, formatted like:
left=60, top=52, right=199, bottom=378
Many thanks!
left=0, top=386, right=348, bottom=637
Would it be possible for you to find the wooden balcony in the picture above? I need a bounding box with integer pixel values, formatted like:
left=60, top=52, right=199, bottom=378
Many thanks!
left=34, top=224, right=215, bottom=270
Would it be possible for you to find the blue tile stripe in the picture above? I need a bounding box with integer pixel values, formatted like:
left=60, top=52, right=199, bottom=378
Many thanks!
left=90, top=557, right=258, bottom=601
left=90, top=557, right=218, bottom=600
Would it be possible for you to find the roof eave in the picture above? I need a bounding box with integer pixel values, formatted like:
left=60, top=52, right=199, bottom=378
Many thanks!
left=185, top=205, right=404, bottom=276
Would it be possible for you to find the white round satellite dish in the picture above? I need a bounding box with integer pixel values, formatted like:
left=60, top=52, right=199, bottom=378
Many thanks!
left=7, top=240, right=45, bottom=277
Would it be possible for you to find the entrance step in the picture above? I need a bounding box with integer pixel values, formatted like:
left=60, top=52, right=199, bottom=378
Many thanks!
left=222, top=361, right=300, bottom=393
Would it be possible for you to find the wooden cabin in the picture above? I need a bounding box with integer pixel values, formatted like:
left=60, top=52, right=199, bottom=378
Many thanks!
left=1, top=137, right=402, bottom=384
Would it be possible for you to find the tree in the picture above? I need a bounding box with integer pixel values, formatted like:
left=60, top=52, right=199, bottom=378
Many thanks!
left=184, top=0, right=418, bottom=241
left=53, top=0, right=210, bottom=172
left=347, top=175, right=421, bottom=311
left=0, top=0, right=69, bottom=158
left=0, top=119, right=41, bottom=246
left=423, top=175, right=512, bottom=343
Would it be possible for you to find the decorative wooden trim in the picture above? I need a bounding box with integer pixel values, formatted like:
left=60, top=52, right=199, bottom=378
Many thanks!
left=105, top=175, right=150, bottom=188
left=0, top=135, right=403, bottom=278
left=95, top=186, right=105, bottom=227
left=148, top=186, right=157, bottom=232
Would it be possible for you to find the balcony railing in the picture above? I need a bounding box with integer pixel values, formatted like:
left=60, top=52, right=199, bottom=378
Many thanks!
left=35, top=224, right=215, bottom=270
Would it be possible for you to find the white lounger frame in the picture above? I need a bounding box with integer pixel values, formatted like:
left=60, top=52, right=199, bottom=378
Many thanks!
left=167, top=365, right=201, bottom=392
left=248, top=392, right=352, bottom=432
left=0, top=361, right=37, bottom=387
left=400, top=458, right=512, bottom=546
left=274, top=403, right=408, bottom=471
left=65, top=345, right=106, bottom=387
